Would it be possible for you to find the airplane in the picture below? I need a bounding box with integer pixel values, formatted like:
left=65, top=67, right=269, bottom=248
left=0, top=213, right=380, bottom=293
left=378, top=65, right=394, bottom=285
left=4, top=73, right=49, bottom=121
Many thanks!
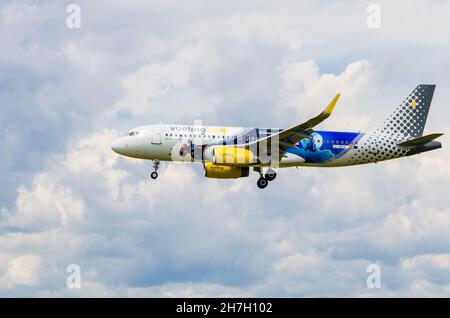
left=111, top=84, right=443, bottom=189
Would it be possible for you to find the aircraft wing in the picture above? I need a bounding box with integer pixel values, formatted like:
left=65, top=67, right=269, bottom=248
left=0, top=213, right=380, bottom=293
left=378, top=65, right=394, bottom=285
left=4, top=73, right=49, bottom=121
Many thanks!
left=248, top=93, right=341, bottom=155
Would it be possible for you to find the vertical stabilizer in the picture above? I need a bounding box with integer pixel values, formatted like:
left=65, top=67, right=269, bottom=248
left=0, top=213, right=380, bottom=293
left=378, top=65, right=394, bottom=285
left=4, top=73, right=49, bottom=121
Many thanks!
left=377, top=84, right=435, bottom=138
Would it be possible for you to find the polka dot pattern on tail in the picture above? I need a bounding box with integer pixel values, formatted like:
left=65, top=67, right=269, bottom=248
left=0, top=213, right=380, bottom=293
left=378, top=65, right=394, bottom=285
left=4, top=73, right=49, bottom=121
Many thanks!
left=344, top=85, right=435, bottom=166
left=376, top=85, right=435, bottom=139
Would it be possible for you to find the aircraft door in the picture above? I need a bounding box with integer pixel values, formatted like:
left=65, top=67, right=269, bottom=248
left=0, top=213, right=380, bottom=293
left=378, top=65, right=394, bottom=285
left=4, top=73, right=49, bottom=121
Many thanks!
left=151, top=126, right=162, bottom=144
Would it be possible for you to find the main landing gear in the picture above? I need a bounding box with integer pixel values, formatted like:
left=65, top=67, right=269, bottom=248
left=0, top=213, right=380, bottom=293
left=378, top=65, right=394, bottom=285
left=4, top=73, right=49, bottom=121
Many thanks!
left=257, top=177, right=269, bottom=189
left=150, top=159, right=160, bottom=180
left=255, top=168, right=277, bottom=189
left=265, top=168, right=277, bottom=182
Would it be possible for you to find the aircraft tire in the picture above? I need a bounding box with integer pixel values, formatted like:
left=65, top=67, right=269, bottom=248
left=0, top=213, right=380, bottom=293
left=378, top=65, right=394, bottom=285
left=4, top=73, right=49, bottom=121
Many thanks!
left=265, top=169, right=277, bottom=181
left=257, top=178, right=268, bottom=189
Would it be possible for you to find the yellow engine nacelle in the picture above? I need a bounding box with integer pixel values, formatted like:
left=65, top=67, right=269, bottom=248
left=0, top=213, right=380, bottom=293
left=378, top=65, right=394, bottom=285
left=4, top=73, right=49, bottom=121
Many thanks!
left=204, top=163, right=250, bottom=179
left=204, top=146, right=255, bottom=166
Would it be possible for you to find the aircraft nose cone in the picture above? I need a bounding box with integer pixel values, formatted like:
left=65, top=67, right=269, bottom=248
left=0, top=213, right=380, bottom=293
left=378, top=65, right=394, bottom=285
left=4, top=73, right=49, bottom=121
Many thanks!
left=111, top=139, right=123, bottom=154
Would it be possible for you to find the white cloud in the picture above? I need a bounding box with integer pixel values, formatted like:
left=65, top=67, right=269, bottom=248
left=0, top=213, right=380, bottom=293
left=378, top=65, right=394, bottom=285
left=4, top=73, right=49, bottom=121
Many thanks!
left=117, top=46, right=214, bottom=115
left=1, top=0, right=450, bottom=297
left=278, top=60, right=375, bottom=131
left=188, top=13, right=304, bottom=50
left=2, top=174, right=85, bottom=231
left=6, top=255, right=42, bottom=287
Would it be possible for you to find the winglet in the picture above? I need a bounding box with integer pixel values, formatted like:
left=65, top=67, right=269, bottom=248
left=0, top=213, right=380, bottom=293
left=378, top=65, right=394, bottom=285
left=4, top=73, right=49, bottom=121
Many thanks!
left=323, top=93, right=341, bottom=116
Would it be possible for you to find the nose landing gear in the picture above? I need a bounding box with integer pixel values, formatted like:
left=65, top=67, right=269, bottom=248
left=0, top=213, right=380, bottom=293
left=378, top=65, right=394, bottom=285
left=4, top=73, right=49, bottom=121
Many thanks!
left=150, top=160, right=160, bottom=180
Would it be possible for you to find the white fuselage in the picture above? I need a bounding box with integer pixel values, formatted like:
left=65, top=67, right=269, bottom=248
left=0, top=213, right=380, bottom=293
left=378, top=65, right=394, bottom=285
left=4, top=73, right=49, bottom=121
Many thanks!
left=112, top=124, right=243, bottom=160
left=111, top=124, right=407, bottom=168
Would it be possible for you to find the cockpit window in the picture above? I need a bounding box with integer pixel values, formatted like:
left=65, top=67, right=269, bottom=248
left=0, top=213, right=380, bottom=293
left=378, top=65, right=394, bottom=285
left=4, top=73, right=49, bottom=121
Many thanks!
left=126, top=131, right=140, bottom=136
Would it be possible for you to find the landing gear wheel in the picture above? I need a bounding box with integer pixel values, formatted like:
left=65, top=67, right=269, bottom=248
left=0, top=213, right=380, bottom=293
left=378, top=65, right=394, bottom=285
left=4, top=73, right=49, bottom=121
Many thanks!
left=265, top=169, right=277, bottom=181
left=257, top=178, right=268, bottom=189
left=150, top=160, right=160, bottom=180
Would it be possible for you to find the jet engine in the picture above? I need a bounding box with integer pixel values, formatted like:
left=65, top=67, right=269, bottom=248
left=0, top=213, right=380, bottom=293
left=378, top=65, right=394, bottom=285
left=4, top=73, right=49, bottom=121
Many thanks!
left=203, top=146, right=255, bottom=166
left=204, top=163, right=250, bottom=179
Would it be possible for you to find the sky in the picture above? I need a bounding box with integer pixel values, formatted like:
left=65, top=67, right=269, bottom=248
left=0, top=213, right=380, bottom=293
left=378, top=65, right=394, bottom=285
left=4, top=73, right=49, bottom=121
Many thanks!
left=1, top=0, right=450, bottom=297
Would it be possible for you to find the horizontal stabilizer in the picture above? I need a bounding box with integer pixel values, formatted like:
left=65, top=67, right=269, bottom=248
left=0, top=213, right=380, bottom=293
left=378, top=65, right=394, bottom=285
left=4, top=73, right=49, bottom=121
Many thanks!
left=397, top=133, right=444, bottom=147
